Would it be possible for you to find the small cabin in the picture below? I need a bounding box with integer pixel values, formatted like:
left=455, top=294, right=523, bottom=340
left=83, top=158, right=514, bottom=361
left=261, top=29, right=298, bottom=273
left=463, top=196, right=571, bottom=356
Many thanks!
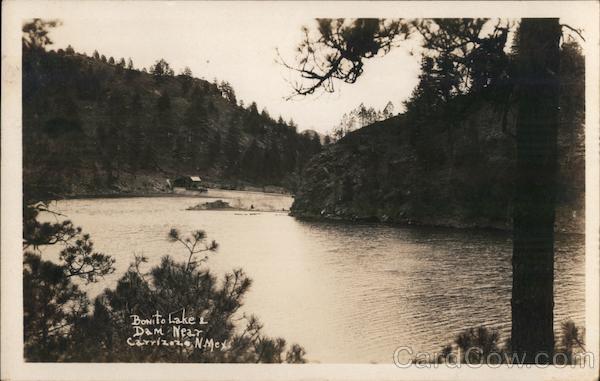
left=172, top=176, right=203, bottom=189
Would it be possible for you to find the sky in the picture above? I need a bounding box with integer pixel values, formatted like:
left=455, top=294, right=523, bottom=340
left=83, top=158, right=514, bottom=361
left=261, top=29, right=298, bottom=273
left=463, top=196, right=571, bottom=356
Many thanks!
left=40, top=2, right=588, bottom=134
left=44, top=3, right=422, bottom=134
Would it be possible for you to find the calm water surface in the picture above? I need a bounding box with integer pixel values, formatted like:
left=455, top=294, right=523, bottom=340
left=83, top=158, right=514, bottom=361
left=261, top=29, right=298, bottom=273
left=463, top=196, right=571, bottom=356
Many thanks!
left=39, top=190, right=585, bottom=363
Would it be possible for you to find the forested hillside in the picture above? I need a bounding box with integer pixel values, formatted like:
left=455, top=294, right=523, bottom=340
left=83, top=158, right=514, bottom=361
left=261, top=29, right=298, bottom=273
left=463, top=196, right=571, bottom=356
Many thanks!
left=291, top=40, right=585, bottom=233
left=23, top=47, right=323, bottom=201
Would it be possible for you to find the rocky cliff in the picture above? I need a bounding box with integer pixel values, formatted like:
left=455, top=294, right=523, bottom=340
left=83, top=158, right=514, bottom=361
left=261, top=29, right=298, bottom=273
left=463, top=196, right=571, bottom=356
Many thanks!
left=291, top=92, right=584, bottom=233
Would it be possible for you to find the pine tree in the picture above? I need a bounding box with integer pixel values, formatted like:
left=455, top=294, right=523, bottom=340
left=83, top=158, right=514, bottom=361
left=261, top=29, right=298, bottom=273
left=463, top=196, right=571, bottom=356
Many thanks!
left=382, top=101, right=395, bottom=119
left=179, top=66, right=194, bottom=94
left=150, top=58, right=174, bottom=81
left=511, top=18, right=561, bottom=363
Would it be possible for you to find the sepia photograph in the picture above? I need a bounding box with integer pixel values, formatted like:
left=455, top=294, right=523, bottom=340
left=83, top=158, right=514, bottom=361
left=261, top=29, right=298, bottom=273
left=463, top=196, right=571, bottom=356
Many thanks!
left=1, top=1, right=599, bottom=380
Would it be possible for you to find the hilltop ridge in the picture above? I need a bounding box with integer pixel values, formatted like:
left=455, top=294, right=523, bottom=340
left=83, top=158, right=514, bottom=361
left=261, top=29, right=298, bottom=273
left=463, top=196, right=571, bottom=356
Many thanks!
left=23, top=48, right=323, bottom=200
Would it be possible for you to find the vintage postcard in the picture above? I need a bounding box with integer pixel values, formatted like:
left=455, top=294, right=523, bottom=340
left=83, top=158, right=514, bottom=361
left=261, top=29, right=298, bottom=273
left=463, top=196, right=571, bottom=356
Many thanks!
left=1, top=1, right=599, bottom=380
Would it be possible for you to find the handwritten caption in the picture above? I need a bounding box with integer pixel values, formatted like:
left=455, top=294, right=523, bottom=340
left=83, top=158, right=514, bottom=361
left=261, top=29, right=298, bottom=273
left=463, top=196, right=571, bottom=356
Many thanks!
left=127, top=309, right=230, bottom=352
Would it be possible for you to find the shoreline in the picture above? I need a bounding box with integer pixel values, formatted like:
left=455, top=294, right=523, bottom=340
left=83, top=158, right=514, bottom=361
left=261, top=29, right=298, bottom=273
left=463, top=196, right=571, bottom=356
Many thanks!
left=290, top=211, right=585, bottom=236
left=42, top=189, right=293, bottom=214
left=41, top=191, right=582, bottom=236
left=47, top=188, right=293, bottom=201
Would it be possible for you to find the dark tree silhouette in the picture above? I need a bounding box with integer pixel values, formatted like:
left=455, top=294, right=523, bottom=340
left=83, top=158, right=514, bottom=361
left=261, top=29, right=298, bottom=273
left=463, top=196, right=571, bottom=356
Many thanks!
left=179, top=66, right=194, bottom=94
left=280, top=19, right=410, bottom=97
left=75, top=228, right=306, bottom=363
left=284, top=18, right=580, bottom=361
left=511, top=18, right=561, bottom=363
left=22, top=201, right=306, bottom=363
left=218, top=80, right=237, bottom=104
left=23, top=202, right=115, bottom=360
left=150, top=58, right=175, bottom=80
left=22, top=18, right=61, bottom=51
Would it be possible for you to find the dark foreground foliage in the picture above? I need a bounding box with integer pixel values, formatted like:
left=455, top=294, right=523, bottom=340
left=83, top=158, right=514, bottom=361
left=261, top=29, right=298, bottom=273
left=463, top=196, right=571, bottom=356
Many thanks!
left=291, top=33, right=584, bottom=234
left=415, top=323, right=586, bottom=366
left=23, top=203, right=306, bottom=363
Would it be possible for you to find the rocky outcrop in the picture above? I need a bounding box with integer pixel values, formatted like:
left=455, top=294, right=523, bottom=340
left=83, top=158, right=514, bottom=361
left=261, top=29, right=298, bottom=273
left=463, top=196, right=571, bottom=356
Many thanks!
left=291, top=95, right=584, bottom=233
left=187, top=199, right=233, bottom=210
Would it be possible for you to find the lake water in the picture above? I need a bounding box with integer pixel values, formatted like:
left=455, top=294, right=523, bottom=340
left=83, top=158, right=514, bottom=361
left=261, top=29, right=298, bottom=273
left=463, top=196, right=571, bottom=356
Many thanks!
left=38, top=190, right=585, bottom=363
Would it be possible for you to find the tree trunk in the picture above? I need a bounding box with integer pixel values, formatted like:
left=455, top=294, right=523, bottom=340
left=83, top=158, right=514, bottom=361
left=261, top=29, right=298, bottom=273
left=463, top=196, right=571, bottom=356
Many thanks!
left=511, top=18, right=561, bottom=363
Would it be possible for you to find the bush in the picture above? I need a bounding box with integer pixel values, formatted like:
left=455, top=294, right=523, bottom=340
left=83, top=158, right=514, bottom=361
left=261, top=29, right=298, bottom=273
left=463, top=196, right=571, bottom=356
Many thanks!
left=74, top=228, right=306, bottom=362
left=423, top=323, right=586, bottom=365
left=23, top=204, right=305, bottom=363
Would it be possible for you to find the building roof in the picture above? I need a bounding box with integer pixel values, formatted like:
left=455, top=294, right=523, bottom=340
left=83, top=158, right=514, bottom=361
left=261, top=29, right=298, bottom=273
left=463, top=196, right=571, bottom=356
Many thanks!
left=190, top=176, right=202, bottom=182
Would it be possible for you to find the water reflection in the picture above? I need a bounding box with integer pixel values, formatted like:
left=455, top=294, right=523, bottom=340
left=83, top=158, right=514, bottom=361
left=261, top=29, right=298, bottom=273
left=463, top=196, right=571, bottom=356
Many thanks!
left=38, top=194, right=585, bottom=363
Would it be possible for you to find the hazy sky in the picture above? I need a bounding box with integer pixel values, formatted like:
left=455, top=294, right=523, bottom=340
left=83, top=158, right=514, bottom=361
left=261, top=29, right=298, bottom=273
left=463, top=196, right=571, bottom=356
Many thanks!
left=40, top=2, right=587, bottom=134
left=44, top=3, right=422, bottom=134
